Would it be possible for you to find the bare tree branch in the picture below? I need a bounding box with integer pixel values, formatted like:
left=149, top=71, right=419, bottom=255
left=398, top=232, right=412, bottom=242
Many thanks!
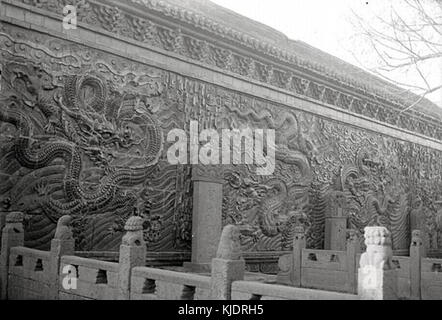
left=399, top=85, right=442, bottom=114
left=350, top=0, right=442, bottom=110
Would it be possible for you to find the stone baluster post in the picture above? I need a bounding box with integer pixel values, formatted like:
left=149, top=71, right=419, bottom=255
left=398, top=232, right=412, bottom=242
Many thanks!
left=277, top=225, right=305, bottom=286
left=290, top=224, right=305, bottom=287
left=49, top=215, right=75, bottom=300
left=410, top=230, right=423, bottom=300
left=358, top=226, right=398, bottom=300
left=0, top=198, right=11, bottom=245
left=118, top=216, right=146, bottom=300
left=346, top=229, right=360, bottom=294
left=0, top=212, right=24, bottom=300
left=184, top=165, right=224, bottom=273
left=0, top=211, right=6, bottom=245
left=410, top=197, right=427, bottom=257
left=325, top=191, right=347, bottom=251
left=210, top=225, right=245, bottom=300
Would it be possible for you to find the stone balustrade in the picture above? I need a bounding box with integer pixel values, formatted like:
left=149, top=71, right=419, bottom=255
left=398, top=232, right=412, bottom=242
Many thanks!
left=277, top=227, right=360, bottom=293
left=59, top=256, right=120, bottom=300
left=7, top=247, right=51, bottom=300
left=130, top=267, right=211, bottom=300
left=0, top=211, right=24, bottom=299
left=231, top=280, right=359, bottom=300
left=1, top=213, right=441, bottom=300
left=420, top=257, right=442, bottom=299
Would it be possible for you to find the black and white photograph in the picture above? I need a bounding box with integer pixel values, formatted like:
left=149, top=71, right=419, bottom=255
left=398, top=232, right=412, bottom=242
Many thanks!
left=0, top=0, right=441, bottom=308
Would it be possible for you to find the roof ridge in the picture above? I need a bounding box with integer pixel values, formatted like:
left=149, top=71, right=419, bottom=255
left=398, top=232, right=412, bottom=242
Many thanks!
left=146, top=0, right=441, bottom=119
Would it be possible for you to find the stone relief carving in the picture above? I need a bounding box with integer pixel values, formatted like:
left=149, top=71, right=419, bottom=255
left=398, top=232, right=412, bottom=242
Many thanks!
left=0, top=23, right=441, bottom=260
left=405, top=143, right=442, bottom=250
left=13, top=0, right=442, bottom=141
left=1, top=69, right=161, bottom=213
left=0, top=24, right=193, bottom=252
left=206, top=97, right=314, bottom=251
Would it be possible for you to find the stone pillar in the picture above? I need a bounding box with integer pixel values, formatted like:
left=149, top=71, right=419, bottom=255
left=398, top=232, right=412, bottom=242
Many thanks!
left=210, top=225, right=245, bottom=300
left=118, top=216, right=146, bottom=300
left=410, top=230, right=423, bottom=300
left=0, top=198, right=11, bottom=244
left=276, top=225, right=305, bottom=286
left=0, top=212, right=24, bottom=300
left=358, top=226, right=398, bottom=300
left=49, top=215, right=75, bottom=300
left=185, top=165, right=224, bottom=273
left=346, top=229, right=360, bottom=294
left=435, top=204, right=442, bottom=250
left=325, top=191, right=347, bottom=251
left=0, top=211, right=7, bottom=244
left=0, top=213, right=6, bottom=230
left=409, top=197, right=427, bottom=257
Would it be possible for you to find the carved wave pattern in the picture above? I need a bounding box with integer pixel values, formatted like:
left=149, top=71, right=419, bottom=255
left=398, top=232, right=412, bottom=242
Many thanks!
left=0, top=33, right=193, bottom=251
left=1, top=23, right=441, bottom=255
left=13, top=0, right=442, bottom=141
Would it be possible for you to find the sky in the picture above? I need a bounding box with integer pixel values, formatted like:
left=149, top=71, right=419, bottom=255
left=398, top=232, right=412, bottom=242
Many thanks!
left=210, top=0, right=442, bottom=107
left=211, top=0, right=358, bottom=64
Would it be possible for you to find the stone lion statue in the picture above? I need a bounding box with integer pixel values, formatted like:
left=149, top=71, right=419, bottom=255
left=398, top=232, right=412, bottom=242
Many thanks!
left=359, top=226, right=393, bottom=270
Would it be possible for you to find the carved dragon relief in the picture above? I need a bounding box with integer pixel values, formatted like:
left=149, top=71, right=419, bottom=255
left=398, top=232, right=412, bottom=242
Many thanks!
left=311, top=121, right=412, bottom=251
left=12, top=0, right=442, bottom=142
left=407, top=143, right=442, bottom=250
left=199, top=89, right=315, bottom=251
left=0, top=64, right=164, bottom=245
left=1, top=23, right=442, bottom=257
left=178, top=72, right=441, bottom=253
left=0, top=30, right=193, bottom=251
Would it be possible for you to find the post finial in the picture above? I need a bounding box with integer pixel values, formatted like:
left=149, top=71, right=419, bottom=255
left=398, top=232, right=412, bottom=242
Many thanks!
left=122, top=216, right=145, bottom=246
left=6, top=211, right=23, bottom=224
left=346, top=229, right=359, bottom=244
left=54, top=215, right=74, bottom=240
left=360, top=226, right=393, bottom=270
left=216, top=225, right=242, bottom=260
left=411, top=229, right=422, bottom=247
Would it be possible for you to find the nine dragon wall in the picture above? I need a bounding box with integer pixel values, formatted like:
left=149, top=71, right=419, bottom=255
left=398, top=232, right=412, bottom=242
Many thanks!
left=0, top=22, right=441, bottom=265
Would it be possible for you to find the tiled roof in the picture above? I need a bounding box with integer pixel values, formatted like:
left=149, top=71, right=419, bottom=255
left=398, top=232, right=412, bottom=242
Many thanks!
left=162, top=0, right=442, bottom=120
